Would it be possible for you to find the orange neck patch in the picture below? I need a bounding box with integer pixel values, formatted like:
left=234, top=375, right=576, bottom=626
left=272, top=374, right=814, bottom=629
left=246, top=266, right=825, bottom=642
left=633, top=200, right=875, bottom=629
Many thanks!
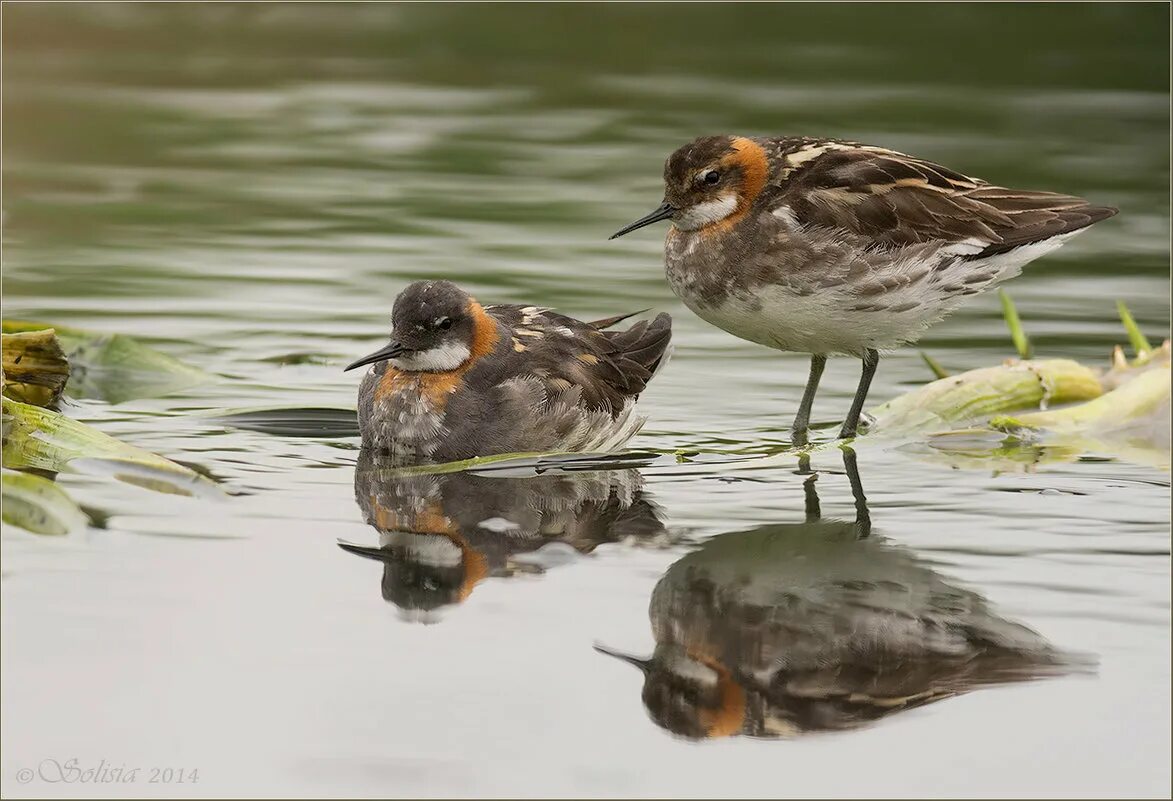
left=698, top=136, right=769, bottom=237
left=687, top=648, right=748, bottom=739
left=368, top=497, right=488, bottom=602
left=370, top=497, right=454, bottom=536
left=453, top=532, right=490, bottom=601
left=374, top=299, right=501, bottom=410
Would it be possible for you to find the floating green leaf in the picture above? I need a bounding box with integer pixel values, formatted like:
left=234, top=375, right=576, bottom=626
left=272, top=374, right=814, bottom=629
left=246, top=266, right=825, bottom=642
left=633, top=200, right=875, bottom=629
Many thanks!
left=3, top=396, right=222, bottom=498
left=1, top=469, right=89, bottom=535
left=2, top=319, right=210, bottom=403
left=868, top=359, right=1103, bottom=434
left=989, top=366, right=1171, bottom=471
left=992, top=365, right=1170, bottom=435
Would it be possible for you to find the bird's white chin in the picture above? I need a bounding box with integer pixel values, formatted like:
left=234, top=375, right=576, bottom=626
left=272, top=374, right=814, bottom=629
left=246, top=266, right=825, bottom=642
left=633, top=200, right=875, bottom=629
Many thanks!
left=674, top=195, right=739, bottom=231
left=661, top=650, right=720, bottom=688
left=390, top=341, right=471, bottom=372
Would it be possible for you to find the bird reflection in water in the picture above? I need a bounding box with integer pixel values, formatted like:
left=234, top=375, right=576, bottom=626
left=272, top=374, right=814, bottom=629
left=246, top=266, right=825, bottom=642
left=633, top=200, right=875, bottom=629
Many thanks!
left=597, top=450, right=1091, bottom=739
left=341, top=448, right=667, bottom=621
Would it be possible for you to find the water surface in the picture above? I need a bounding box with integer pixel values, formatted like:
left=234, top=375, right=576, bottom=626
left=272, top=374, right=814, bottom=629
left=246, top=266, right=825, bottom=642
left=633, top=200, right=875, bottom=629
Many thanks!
left=2, top=5, right=1170, bottom=798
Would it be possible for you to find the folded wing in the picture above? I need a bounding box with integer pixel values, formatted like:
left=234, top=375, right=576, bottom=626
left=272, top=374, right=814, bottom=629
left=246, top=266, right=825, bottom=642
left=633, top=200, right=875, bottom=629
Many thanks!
left=781, top=147, right=1117, bottom=256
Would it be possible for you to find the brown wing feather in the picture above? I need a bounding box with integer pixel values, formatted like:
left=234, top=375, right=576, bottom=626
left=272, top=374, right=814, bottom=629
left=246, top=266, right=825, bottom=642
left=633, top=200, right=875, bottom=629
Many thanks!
left=598, top=313, right=673, bottom=394
left=782, top=147, right=1117, bottom=255
left=587, top=309, right=651, bottom=329
left=489, top=306, right=672, bottom=417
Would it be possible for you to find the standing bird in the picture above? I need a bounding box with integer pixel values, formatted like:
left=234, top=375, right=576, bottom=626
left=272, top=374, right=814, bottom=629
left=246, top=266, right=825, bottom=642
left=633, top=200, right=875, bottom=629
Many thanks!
left=344, top=280, right=672, bottom=464
left=596, top=452, right=1089, bottom=740
left=610, top=136, right=1117, bottom=442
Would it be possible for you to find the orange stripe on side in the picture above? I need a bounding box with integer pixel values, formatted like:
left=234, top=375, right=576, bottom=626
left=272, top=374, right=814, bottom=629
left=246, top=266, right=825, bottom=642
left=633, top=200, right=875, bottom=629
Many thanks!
left=416, top=299, right=500, bottom=408
left=727, top=136, right=769, bottom=208
left=687, top=647, right=749, bottom=739
left=453, top=532, right=490, bottom=602
left=702, top=670, right=748, bottom=739
left=698, top=136, right=770, bottom=238
left=466, top=299, right=502, bottom=360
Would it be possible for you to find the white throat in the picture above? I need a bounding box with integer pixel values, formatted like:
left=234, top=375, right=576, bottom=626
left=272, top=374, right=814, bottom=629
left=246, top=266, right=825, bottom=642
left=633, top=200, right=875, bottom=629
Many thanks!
left=382, top=531, right=464, bottom=567
left=390, top=341, right=471, bottom=373
left=662, top=651, right=719, bottom=688
left=674, top=195, right=739, bottom=231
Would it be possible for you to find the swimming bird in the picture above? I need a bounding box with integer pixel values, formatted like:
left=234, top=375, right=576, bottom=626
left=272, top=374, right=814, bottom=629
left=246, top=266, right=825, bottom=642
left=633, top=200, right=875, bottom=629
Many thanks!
left=611, top=135, right=1117, bottom=442
left=340, top=447, right=666, bottom=619
left=344, top=280, right=672, bottom=463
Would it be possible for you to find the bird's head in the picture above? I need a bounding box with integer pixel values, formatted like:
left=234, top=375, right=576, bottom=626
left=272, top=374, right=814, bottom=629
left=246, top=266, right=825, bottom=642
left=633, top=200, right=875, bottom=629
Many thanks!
left=345, top=280, right=487, bottom=374
left=595, top=643, right=747, bottom=740
left=610, top=135, right=769, bottom=239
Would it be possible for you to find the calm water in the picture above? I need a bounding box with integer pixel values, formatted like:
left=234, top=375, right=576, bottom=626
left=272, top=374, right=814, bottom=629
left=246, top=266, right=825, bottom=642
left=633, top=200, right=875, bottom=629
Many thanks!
left=2, top=4, right=1170, bottom=798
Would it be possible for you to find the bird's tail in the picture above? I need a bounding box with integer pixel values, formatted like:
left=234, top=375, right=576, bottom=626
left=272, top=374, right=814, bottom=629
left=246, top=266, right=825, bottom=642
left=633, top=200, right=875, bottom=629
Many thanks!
left=603, top=312, right=673, bottom=393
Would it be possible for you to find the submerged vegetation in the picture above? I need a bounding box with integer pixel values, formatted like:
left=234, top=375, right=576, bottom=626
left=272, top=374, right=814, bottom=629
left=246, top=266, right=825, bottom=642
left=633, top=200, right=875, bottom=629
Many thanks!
left=888, top=298, right=1170, bottom=470
left=1, top=327, right=70, bottom=407
left=2, top=319, right=210, bottom=403
left=1, top=323, right=220, bottom=533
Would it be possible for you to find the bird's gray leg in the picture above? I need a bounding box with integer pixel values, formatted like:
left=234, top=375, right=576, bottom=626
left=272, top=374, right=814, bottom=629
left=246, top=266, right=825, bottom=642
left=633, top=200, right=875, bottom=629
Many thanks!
left=802, top=472, right=821, bottom=523
left=839, top=348, right=879, bottom=439
left=790, top=354, right=827, bottom=446
left=842, top=447, right=871, bottom=538
left=795, top=453, right=822, bottom=522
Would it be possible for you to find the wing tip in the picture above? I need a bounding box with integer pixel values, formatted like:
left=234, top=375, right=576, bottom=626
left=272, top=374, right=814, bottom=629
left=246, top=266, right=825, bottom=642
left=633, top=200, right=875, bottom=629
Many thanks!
left=1085, top=203, right=1119, bottom=223
left=589, top=309, right=650, bottom=330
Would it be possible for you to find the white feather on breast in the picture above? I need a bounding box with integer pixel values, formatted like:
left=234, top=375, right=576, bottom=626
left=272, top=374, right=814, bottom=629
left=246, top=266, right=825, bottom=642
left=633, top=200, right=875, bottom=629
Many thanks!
left=365, top=376, right=447, bottom=459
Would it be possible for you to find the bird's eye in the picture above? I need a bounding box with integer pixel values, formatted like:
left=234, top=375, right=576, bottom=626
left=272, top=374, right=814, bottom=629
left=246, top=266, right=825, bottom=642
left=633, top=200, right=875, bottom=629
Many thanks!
left=437, top=318, right=453, bottom=331
left=702, top=170, right=721, bottom=185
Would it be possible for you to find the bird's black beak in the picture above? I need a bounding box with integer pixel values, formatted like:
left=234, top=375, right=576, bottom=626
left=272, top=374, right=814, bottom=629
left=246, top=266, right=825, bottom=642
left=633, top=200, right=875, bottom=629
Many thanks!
left=594, top=643, right=652, bottom=674
left=337, top=540, right=393, bottom=561
left=344, top=340, right=408, bottom=372
left=609, top=202, right=676, bottom=240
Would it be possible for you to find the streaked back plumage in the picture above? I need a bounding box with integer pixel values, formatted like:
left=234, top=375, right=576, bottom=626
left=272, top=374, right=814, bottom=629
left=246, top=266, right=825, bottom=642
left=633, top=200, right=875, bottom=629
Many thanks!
left=774, top=140, right=1118, bottom=255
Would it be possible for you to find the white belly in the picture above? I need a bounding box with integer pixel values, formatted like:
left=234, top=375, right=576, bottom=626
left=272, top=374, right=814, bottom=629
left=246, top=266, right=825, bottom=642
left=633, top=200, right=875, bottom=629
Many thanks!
left=678, top=285, right=941, bottom=356
left=670, top=231, right=1080, bottom=356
